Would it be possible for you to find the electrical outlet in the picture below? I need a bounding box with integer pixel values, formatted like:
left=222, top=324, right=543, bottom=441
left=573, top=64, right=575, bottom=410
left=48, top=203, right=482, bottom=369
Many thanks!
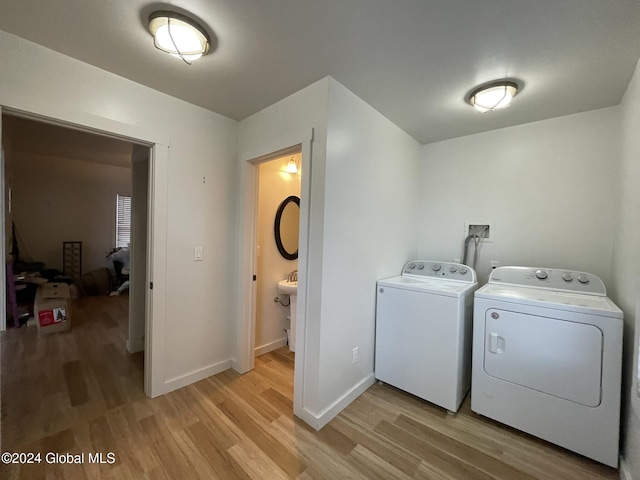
left=352, top=347, right=359, bottom=364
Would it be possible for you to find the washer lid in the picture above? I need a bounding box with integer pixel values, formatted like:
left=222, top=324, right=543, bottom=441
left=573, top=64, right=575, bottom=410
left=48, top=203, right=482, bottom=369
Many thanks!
left=378, top=275, right=478, bottom=297
left=475, top=283, right=623, bottom=318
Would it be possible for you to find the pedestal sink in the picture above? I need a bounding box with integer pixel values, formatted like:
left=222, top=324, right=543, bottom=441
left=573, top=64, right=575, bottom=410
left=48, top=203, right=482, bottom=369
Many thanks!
left=277, top=280, right=297, bottom=296
left=277, top=280, right=297, bottom=352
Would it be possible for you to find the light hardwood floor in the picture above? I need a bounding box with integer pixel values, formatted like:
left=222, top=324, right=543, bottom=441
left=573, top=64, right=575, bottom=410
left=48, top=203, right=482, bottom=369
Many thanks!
left=1, top=294, right=619, bottom=479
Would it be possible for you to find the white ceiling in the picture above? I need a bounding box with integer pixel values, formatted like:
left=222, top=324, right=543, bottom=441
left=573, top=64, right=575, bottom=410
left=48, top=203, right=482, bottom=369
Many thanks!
left=1, top=0, right=639, bottom=144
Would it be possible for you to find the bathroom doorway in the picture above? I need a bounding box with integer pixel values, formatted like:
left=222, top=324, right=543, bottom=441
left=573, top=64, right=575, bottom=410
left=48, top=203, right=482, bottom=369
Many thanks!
left=238, top=130, right=313, bottom=422
left=254, top=149, right=301, bottom=359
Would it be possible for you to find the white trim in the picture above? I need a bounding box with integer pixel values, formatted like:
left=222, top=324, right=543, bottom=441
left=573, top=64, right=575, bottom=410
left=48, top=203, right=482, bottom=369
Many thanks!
left=301, top=374, right=376, bottom=430
left=145, top=144, right=168, bottom=398
left=0, top=104, right=168, bottom=401
left=1, top=102, right=167, bottom=147
left=235, top=128, right=314, bottom=425
left=232, top=159, right=258, bottom=374
left=292, top=139, right=313, bottom=422
left=254, top=337, right=288, bottom=357
left=163, top=359, right=233, bottom=393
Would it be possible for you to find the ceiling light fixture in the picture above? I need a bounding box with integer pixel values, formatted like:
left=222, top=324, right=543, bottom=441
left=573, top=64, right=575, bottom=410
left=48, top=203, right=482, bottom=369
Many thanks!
left=285, top=158, right=299, bottom=174
left=468, top=81, right=519, bottom=113
left=148, top=11, right=210, bottom=65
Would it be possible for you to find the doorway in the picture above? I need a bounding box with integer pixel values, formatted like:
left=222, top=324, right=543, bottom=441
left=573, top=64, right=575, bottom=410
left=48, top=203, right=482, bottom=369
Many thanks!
left=254, top=150, right=302, bottom=359
left=1, top=111, right=152, bottom=392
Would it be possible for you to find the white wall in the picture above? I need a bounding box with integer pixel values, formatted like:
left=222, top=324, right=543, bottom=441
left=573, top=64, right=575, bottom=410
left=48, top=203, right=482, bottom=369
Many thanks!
left=236, top=77, right=330, bottom=426
left=612, top=57, right=640, bottom=480
left=419, top=107, right=620, bottom=286
left=12, top=154, right=131, bottom=273
left=238, top=77, right=421, bottom=428
left=256, top=154, right=300, bottom=354
left=0, top=30, right=239, bottom=395
left=312, top=78, right=421, bottom=418
left=419, top=100, right=640, bottom=474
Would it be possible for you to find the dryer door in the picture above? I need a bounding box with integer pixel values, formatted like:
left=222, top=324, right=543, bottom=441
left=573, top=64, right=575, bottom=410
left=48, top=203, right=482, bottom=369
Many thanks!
left=484, top=309, right=603, bottom=407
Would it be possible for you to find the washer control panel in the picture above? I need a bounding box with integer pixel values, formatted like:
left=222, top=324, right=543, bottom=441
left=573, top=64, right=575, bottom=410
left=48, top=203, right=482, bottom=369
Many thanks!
left=489, top=266, right=606, bottom=296
left=402, top=261, right=476, bottom=283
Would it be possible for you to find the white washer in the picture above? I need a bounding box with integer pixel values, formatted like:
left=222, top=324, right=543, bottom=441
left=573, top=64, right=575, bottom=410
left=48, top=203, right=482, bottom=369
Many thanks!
left=472, top=266, right=623, bottom=467
left=375, top=261, right=478, bottom=413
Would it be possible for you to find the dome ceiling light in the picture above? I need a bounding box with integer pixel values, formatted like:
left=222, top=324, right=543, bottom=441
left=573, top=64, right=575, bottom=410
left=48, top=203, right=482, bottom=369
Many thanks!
left=468, top=81, right=519, bottom=113
left=148, top=11, right=210, bottom=65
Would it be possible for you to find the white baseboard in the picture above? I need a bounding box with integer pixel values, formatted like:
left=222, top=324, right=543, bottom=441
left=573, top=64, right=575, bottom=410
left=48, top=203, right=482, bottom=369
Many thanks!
left=296, top=374, right=376, bottom=430
left=163, top=359, right=233, bottom=394
left=255, top=337, right=288, bottom=357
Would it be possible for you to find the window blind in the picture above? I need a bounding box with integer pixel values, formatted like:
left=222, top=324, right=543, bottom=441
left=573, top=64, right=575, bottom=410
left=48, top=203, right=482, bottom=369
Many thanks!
left=116, top=194, right=132, bottom=248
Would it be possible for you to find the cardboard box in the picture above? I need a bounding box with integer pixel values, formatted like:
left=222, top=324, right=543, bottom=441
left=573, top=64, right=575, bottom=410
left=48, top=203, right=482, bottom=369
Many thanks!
left=35, top=283, right=71, bottom=335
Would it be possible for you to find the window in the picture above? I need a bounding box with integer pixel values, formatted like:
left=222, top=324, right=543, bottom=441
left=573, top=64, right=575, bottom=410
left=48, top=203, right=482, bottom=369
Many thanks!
left=116, top=194, right=131, bottom=248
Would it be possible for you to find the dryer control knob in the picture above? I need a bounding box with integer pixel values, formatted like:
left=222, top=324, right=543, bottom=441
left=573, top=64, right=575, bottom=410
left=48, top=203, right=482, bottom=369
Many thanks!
left=562, top=272, right=574, bottom=282
left=449, top=266, right=457, bottom=273
left=459, top=267, right=468, bottom=274
left=417, top=263, right=425, bottom=269
left=432, top=264, right=441, bottom=272
left=408, top=263, right=415, bottom=269
left=535, top=269, right=548, bottom=280
left=577, top=274, right=590, bottom=284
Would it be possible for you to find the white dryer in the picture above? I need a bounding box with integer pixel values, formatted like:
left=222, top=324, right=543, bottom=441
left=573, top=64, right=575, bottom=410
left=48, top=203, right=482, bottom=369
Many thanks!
left=472, top=266, right=623, bottom=467
left=375, top=261, right=478, bottom=413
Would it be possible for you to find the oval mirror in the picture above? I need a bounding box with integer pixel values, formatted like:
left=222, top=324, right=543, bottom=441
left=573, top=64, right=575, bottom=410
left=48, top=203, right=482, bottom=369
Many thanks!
left=274, top=195, right=300, bottom=260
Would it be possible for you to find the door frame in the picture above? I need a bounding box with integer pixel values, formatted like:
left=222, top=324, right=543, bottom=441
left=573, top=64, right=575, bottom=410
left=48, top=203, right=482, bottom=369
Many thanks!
left=0, top=105, right=168, bottom=398
left=236, top=128, right=313, bottom=420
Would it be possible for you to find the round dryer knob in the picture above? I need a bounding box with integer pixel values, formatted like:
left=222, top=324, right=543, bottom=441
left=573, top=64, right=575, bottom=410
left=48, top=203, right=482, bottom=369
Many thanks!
left=432, top=264, right=441, bottom=272
left=417, top=263, right=425, bottom=269
left=577, top=274, right=590, bottom=284
left=562, top=272, right=573, bottom=282
left=408, top=263, right=415, bottom=269
left=449, top=266, right=457, bottom=273
left=459, top=267, right=468, bottom=274
left=535, top=269, right=548, bottom=280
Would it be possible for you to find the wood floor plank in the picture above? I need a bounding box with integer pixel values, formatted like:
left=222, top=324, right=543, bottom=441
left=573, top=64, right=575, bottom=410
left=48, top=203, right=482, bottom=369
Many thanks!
left=375, top=419, right=495, bottom=480
left=394, top=413, right=539, bottom=480
left=138, top=413, right=199, bottom=480
left=346, top=443, right=413, bottom=480
left=63, top=360, right=89, bottom=407
left=260, top=387, right=294, bottom=417
left=227, top=440, right=290, bottom=480
left=184, top=421, right=252, bottom=480
left=103, top=405, right=159, bottom=474
left=267, top=415, right=365, bottom=480
left=331, top=413, right=422, bottom=477
left=216, top=399, right=307, bottom=478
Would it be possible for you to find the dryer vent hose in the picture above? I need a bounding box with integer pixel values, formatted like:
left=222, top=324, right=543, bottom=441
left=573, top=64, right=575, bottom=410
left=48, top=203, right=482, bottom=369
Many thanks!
left=462, top=234, right=481, bottom=270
